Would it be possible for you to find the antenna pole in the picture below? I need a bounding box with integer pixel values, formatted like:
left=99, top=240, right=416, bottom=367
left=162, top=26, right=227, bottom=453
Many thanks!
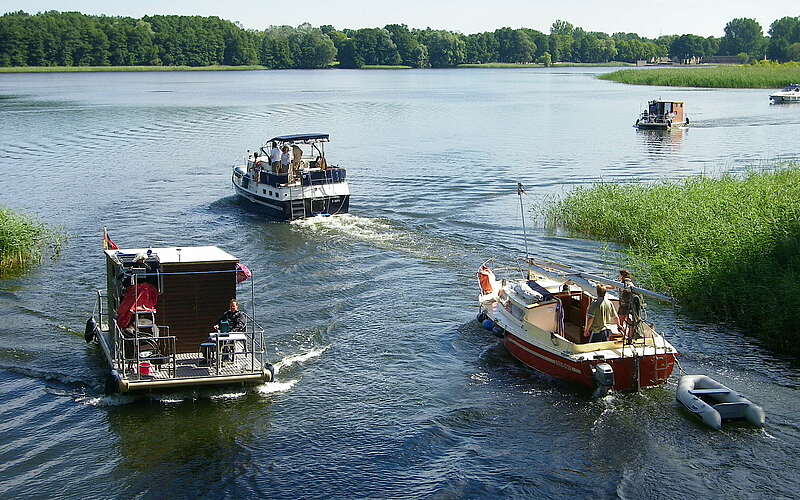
left=517, top=182, right=529, bottom=263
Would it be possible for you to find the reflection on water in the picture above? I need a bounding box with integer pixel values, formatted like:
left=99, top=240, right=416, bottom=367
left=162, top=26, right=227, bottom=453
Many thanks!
left=1, top=69, right=800, bottom=499
left=637, top=126, right=685, bottom=155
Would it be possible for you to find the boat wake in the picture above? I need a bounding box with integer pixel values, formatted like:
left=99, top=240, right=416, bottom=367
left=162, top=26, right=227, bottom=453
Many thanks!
left=290, top=214, right=396, bottom=243
left=255, top=344, right=329, bottom=394
left=273, top=344, right=329, bottom=376
left=290, top=214, right=471, bottom=264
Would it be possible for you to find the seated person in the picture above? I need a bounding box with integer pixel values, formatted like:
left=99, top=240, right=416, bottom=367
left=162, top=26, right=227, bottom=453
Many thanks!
left=583, top=285, right=617, bottom=343
left=314, top=155, right=327, bottom=170
left=213, top=299, right=246, bottom=333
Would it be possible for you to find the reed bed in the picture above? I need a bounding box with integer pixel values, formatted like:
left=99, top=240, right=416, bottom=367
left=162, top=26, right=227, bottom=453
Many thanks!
left=599, top=62, right=800, bottom=88
left=544, top=166, right=800, bottom=354
left=0, top=65, right=268, bottom=73
left=0, top=207, right=58, bottom=276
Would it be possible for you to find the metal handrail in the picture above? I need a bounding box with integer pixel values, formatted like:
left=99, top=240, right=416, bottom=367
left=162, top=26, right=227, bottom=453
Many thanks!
left=94, top=290, right=108, bottom=331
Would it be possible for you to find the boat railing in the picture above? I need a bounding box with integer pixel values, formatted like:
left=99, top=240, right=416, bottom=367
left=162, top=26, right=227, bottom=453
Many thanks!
left=112, top=320, right=178, bottom=379
left=208, top=314, right=266, bottom=375
left=94, top=290, right=108, bottom=331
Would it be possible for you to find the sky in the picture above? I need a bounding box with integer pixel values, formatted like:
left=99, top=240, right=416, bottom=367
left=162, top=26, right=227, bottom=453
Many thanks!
left=1, top=0, right=795, bottom=37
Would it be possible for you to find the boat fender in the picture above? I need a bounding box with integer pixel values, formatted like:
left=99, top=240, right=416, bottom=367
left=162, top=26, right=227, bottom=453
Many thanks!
left=592, top=363, right=615, bottom=397
left=85, top=317, right=97, bottom=343
left=482, top=319, right=495, bottom=331
left=104, top=371, right=120, bottom=395
left=264, top=363, right=275, bottom=383
left=476, top=312, right=487, bottom=323
left=491, top=325, right=505, bottom=338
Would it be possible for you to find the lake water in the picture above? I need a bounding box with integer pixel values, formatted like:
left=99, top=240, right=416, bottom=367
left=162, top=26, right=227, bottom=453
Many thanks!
left=1, top=68, right=799, bottom=499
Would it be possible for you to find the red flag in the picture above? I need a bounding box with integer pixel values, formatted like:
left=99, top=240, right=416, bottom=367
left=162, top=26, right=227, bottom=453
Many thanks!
left=103, top=227, right=119, bottom=250
left=236, top=263, right=251, bottom=284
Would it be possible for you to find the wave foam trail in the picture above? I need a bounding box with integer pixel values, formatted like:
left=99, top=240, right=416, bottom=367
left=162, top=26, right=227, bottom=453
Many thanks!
left=291, top=214, right=398, bottom=245
left=255, top=379, right=298, bottom=394
left=75, top=394, right=138, bottom=407
left=273, top=345, right=329, bottom=376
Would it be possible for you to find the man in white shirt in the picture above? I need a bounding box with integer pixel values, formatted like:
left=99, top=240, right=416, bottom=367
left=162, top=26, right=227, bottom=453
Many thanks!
left=269, top=141, right=281, bottom=169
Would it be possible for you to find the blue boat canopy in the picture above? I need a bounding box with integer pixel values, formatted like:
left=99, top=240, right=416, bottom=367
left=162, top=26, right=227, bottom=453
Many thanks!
left=267, top=133, right=329, bottom=143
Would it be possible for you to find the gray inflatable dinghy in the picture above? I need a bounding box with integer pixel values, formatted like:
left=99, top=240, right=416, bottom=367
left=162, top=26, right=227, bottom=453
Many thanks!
left=676, top=375, right=765, bottom=430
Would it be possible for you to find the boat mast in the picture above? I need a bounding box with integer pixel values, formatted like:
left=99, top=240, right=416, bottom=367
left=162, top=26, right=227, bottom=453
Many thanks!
left=517, top=182, right=530, bottom=264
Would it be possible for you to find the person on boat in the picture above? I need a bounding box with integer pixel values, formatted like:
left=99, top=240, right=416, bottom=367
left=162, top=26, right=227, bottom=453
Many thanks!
left=280, top=145, right=291, bottom=173
left=291, top=144, right=304, bottom=177
left=584, top=284, right=617, bottom=343
left=269, top=141, right=281, bottom=169
left=315, top=155, right=327, bottom=170
left=616, top=270, right=634, bottom=336
left=213, top=299, right=246, bottom=333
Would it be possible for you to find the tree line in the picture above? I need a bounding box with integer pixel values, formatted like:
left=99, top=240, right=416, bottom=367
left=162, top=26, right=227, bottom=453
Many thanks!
left=2, top=11, right=800, bottom=69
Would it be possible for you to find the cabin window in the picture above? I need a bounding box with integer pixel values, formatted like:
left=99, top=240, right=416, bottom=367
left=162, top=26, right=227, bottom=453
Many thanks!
left=269, top=191, right=273, bottom=196
left=263, top=189, right=266, bottom=194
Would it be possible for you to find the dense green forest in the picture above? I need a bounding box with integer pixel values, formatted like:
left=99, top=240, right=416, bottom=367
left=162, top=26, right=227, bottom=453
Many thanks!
left=2, top=11, right=800, bottom=69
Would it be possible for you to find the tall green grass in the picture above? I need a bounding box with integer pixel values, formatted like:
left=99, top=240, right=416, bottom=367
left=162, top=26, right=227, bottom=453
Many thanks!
left=600, top=61, right=800, bottom=88
left=360, top=65, right=412, bottom=70
left=544, top=167, right=800, bottom=354
left=0, top=207, right=59, bottom=276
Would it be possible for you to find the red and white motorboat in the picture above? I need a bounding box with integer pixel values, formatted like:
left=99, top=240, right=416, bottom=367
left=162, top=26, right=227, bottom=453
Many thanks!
left=476, top=260, right=678, bottom=394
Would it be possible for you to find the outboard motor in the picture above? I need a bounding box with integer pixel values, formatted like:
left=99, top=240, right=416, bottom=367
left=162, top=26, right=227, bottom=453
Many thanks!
left=592, top=363, right=615, bottom=397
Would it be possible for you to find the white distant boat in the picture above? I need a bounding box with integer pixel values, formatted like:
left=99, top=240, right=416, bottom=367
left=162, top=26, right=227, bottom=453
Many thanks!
left=769, top=84, right=800, bottom=103
left=232, top=133, right=350, bottom=221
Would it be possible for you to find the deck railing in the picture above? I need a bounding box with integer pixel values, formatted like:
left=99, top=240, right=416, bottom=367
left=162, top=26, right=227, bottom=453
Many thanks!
left=112, top=320, right=177, bottom=379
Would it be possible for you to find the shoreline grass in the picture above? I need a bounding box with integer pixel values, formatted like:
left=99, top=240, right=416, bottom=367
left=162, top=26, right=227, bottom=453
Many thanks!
left=0, top=207, right=52, bottom=276
left=543, top=166, right=800, bottom=356
left=600, top=62, right=800, bottom=88
left=360, top=65, right=412, bottom=70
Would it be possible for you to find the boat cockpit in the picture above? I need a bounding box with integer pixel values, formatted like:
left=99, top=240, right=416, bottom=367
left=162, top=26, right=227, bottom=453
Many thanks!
left=244, top=133, right=347, bottom=188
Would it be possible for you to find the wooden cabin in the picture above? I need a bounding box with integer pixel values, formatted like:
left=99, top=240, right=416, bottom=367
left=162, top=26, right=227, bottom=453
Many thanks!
left=105, top=246, right=238, bottom=354
left=647, top=100, right=685, bottom=123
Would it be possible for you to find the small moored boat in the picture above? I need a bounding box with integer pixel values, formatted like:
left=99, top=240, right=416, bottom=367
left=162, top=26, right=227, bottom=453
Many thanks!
left=635, top=100, right=689, bottom=130
left=477, top=259, right=678, bottom=394
left=769, top=84, right=800, bottom=103
left=86, top=235, right=273, bottom=393
left=676, top=375, right=765, bottom=430
left=232, top=133, right=350, bottom=221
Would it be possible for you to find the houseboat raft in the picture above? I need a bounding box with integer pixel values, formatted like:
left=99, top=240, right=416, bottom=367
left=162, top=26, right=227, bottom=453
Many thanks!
left=232, top=133, right=350, bottom=221
left=85, top=243, right=273, bottom=393
left=635, top=100, right=689, bottom=130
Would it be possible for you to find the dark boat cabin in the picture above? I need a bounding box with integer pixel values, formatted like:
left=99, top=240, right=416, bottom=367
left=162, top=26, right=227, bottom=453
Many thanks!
left=105, top=246, right=239, bottom=353
left=647, top=100, right=685, bottom=123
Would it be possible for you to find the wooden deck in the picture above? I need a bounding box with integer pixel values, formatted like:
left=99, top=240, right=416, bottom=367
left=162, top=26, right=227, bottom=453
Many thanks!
left=126, top=350, right=265, bottom=382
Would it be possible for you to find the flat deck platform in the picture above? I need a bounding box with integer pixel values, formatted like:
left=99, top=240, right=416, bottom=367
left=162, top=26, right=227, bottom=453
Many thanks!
left=126, top=351, right=265, bottom=382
